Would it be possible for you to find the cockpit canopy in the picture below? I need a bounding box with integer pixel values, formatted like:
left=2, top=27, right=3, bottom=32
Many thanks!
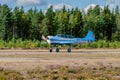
left=56, top=34, right=74, bottom=38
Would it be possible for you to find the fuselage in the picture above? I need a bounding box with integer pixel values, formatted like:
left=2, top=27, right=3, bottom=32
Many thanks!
left=43, top=31, right=95, bottom=52
left=46, top=33, right=95, bottom=45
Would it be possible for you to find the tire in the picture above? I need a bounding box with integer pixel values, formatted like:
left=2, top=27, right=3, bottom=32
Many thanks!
left=67, top=48, right=71, bottom=53
left=50, top=48, right=52, bottom=52
left=56, top=48, right=59, bottom=52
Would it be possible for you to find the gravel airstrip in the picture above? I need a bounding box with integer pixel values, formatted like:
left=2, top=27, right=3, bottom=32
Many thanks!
left=0, top=49, right=120, bottom=71
left=0, top=49, right=120, bottom=79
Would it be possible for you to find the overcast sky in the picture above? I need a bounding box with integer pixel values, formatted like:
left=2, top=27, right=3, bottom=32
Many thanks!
left=0, top=0, right=120, bottom=11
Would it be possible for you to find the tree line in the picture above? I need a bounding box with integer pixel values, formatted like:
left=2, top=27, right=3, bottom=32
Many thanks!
left=0, top=4, right=120, bottom=41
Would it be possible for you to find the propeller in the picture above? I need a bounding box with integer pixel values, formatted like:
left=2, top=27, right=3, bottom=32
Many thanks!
left=42, top=35, right=46, bottom=40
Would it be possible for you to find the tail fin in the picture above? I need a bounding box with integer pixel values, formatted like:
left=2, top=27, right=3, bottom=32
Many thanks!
left=85, top=31, right=95, bottom=42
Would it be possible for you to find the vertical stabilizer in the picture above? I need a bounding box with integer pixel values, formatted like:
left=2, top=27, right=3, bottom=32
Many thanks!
left=85, top=31, right=95, bottom=42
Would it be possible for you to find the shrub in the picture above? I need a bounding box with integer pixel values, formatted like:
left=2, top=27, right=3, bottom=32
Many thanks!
left=0, top=40, right=6, bottom=49
left=0, top=39, right=120, bottom=49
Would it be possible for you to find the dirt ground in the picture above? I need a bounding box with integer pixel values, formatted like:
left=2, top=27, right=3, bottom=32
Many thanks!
left=0, top=49, right=120, bottom=72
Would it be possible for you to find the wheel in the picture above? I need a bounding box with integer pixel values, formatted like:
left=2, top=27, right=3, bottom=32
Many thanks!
left=56, top=48, right=59, bottom=52
left=50, top=48, right=52, bottom=52
left=67, top=48, right=71, bottom=53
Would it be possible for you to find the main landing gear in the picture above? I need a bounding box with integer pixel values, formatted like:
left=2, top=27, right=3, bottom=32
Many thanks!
left=56, top=47, right=59, bottom=52
left=49, top=47, right=71, bottom=53
left=49, top=47, right=60, bottom=53
left=67, top=48, right=71, bottom=53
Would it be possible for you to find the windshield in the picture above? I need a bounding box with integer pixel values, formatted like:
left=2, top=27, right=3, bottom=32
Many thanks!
left=56, top=34, right=74, bottom=38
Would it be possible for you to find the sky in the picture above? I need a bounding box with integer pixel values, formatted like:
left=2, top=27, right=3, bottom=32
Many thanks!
left=0, top=0, right=120, bottom=11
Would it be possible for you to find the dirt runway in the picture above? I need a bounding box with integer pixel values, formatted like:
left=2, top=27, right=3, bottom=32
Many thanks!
left=0, top=49, right=120, bottom=72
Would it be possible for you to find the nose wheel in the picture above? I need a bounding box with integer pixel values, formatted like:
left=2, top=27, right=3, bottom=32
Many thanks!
left=50, top=48, right=52, bottom=52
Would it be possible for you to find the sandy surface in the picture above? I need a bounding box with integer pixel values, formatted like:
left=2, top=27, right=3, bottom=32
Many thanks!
left=0, top=49, right=120, bottom=72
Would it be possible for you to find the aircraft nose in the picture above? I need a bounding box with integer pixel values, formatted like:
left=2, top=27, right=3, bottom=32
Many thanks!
left=46, top=36, right=49, bottom=40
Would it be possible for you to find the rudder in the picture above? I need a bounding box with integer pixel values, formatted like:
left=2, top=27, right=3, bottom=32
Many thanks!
left=85, top=31, right=95, bottom=42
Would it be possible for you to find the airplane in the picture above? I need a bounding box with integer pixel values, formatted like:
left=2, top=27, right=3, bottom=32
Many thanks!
left=42, top=31, right=95, bottom=52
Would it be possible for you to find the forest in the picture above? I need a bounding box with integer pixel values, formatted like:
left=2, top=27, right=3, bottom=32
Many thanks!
left=0, top=4, right=120, bottom=48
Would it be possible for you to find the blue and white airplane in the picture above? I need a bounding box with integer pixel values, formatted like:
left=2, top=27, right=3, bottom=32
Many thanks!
left=42, top=31, right=95, bottom=52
